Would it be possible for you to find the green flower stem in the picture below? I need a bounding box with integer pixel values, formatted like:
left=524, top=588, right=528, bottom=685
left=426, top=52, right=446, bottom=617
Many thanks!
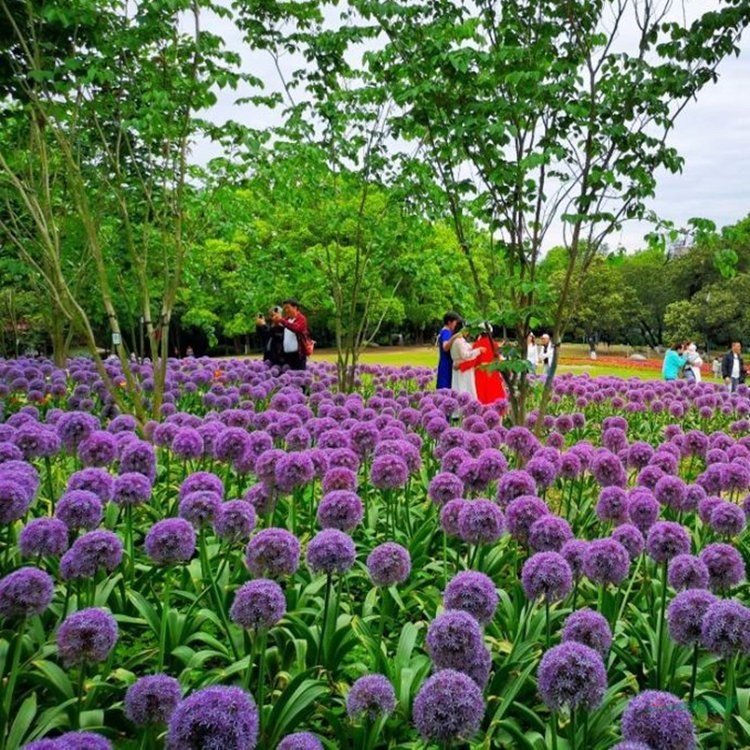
left=551, top=710, right=559, bottom=750
left=44, top=455, right=55, bottom=513
left=545, top=598, right=551, bottom=650
left=376, top=588, right=391, bottom=673
left=720, top=655, right=736, bottom=750
left=158, top=573, right=171, bottom=671
left=655, top=561, right=668, bottom=690
left=76, top=662, right=87, bottom=729
left=256, top=628, right=269, bottom=739
left=316, top=573, right=333, bottom=667
left=0, top=618, right=25, bottom=746
left=688, top=642, right=699, bottom=706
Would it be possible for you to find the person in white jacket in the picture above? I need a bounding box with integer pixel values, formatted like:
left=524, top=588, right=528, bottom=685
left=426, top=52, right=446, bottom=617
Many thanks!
left=685, top=342, right=703, bottom=383
left=451, top=331, right=483, bottom=398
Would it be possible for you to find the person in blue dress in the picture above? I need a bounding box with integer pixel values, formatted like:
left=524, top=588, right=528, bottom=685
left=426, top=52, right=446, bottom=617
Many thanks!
left=436, top=312, right=463, bottom=389
left=662, top=342, right=687, bottom=381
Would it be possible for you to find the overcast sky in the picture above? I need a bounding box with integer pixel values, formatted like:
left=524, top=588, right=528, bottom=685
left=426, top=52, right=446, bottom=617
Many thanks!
left=196, top=4, right=750, bottom=254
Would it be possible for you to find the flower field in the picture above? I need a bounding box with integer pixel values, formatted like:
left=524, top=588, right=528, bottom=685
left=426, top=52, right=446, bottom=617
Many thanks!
left=0, top=356, right=748, bottom=750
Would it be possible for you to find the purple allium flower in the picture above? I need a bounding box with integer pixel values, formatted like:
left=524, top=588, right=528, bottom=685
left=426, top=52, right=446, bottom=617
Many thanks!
left=56, top=411, right=98, bottom=452
left=55, top=489, right=103, bottom=532
left=525, top=457, right=557, bottom=489
left=611, top=743, right=653, bottom=750
left=495, top=470, right=536, bottom=508
left=180, top=471, right=224, bottom=501
left=346, top=674, right=397, bottom=721
left=682, top=484, right=706, bottom=513
left=0, top=478, right=33, bottom=524
left=428, top=472, right=464, bottom=508
left=178, top=490, right=222, bottom=528
left=67, top=468, right=114, bottom=503
left=57, top=607, right=118, bottom=666
left=166, top=685, right=258, bottom=750
left=22, top=739, right=59, bottom=749
left=667, top=554, right=709, bottom=591
left=456, top=459, right=489, bottom=495
left=627, top=441, right=654, bottom=470
left=667, top=589, right=717, bottom=646
left=621, top=690, right=696, bottom=750
left=54, top=732, right=112, bottom=750
left=111, top=472, right=152, bottom=507
left=528, top=515, right=573, bottom=553
left=591, top=450, right=626, bottom=487
left=505, top=426, right=537, bottom=459
left=145, top=519, right=196, bottom=565
left=274, top=452, right=315, bottom=495
left=317, top=491, right=364, bottom=532
left=700, top=599, right=750, bottom=657
left=0, top=566, right=54, bottom=619
left=60, top=530, right=123, bottom=580
left=19, top=517, right=69, bottom=558
left=653, top=476, right=687, bottom=511
left=561, top=539, right=589, bottom=579
left=537, top=642, right=607, bottom=711
left=722, top=461, right=750, bottom=493
left=213, top=427, right=251, bottom=464
left=561, top=608, right=612, bottom=657
left=78, top=431, right=117, bottom=467
left=457, top=499, right=504, bottom=545
left=476, top=449, right=507, bottom=481
left=440, top=447, right=471, bottom=475
left=413, top=669, right=484, bottom=742
left=321, top=467, right=357, bottom=494
left=277, top=733, right=323, bottom=750
left=366, top=542, right=411, bottom=587
left=426, top=609, right=488, bottom=676
left=637, top=465, right=665, bottom=491
left=443, top=571, right=498, bottom=625
left=171, top=427, right=204, bottom=461
left=522, top=551, right=573, bottom=602
left=699, top=543, right=746, bottom=592
left=245, top=528, right=300, bottom=578
left=119, top=440, right=157, bottom=482
left=213, top=500, right=256, bottom=543
left=125, top=674, right=182, bottom=725
left=583, top=538, right=631, bottom=586
left=596, top=486, right=629, bottom=525
left=646, top=522, right=691, bottom=564
left=698, top=494, right=723, bottom=524
left=370, top=454, right=409, bottom=490
left=440, top=499, right=468, bottom=537
left=611, top=524, right=645, bottom=561
left=709, top=502, right=746, bottom=537
left=505, top=496, right=549, bottom=544
left=306, top=529, right=356, bottom=575
left=230, top=578, right=286, bottom=630
left=559, top=452, right=582, bottom=480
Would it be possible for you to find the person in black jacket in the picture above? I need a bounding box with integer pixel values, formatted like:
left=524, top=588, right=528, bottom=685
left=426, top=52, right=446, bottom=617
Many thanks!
left=721, top=341, right=746, bottom=393
left=256, top=306, right=285, bottom=367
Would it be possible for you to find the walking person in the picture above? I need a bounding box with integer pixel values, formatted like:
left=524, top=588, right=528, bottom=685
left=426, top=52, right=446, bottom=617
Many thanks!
left=436, top=312, right=464, bottom=389
left=662, top=342, right=687, bottom=381
left=721, top=341, right=745, bottom=393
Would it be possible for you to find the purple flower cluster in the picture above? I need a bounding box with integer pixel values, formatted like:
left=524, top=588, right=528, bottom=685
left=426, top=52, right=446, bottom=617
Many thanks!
left=346, top=674, right=396, bottom=721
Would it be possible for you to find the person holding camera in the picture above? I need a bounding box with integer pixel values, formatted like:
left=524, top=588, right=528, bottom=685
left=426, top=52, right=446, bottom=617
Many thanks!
left=272, top=298, right=311, bottom=371
left=256, top=306, right=285, bottom=367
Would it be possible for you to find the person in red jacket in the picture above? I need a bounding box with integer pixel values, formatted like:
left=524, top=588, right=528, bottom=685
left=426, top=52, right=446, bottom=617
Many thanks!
left=272, top=298, right=310, bottom=370
left=458, top=323, right=507, bottom=405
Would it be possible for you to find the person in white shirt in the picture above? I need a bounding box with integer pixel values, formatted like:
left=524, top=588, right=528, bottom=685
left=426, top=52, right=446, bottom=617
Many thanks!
left=526, top=333, right=539, bottom=372
left=684, top=342, right=703, bottom=383
left=540, top=333, right=554, bottom=376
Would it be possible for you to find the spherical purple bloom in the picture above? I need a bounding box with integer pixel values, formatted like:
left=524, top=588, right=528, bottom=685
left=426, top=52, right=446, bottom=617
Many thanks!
left=413, top=669, right=484, bottom=742
left=346, top=674, right=397, bottom=721
left=245, top=528, right=300, bottom=578
left=112, top=472, right=152, bottom=507
left=57, top=607, right=118, bottom=666
left=366, top=542, right=411, bottom=587
left=682, top=484, right=706, bottom=513
left=637, top=465, right=665, bottom=491
left=180, top=471, right=224, bottom=501
left=699, top=542, right=746, bottom=592
left=505, top=496, right=549, bottom=544
left=700, top=599, right=750, bottom=657
left=78, top=431, right=117, bottom=467
left=667, top=554, right=709, bottom=591
left=698, top=494, right=723, bottom=524
left=171, top=427, right=204, bottom=460
left=646, top=522, right=691, bottom=564
left=591, top=450, right=626, bottom=487
left=22, top=739, right=59, bottom=749
left=522, top=551, right=572, bottom=602
left=457, top=499, right=504, bottom=545
left=274, top=451, right=315, bottom=495
left=476, top=449, right=507, bottom=481
left=561, top=608, right=612, bottom=657
left=119, top=440, right=157, bottom=482
left=19, top=517, right=69, bottom=558
left=321, top=467, right=357, bottom=494
left=166, top=685, right=258, bottom=750
left=213, top=500, right=256, bottom=543
left=709, top=501, right=746, bottom=537
left=439, top=499, right=467, bottom=537
left=317, top=491, right=364, bottom=532
left=0, top=479, right=33, bottom=524
left=54, top=732, right=112, bottom=750
left=55, top=489, right=103, bottom=532
left=667, top=589, right=717, bottom=646
left=370, top=454, right=409, bottom=490
left=610, top=742, right=653, bottom=750
left=60, top=530, right=123, bottom=580
left=505, top=426, right=537, bottom=459
left=596, top=486, right=629, bottom=525
left=426, top=609, right=486, bottom=672
left=244, top=482, right=275, bottom=516
left=525, top=457, right=557, bottom=490
left=621, top=690, right=696, bottom=750
left=230, top=578, right=286, bottom=630
left=496, top=470, right=536, bottom=508
left=306, top=529, right=356, bottom=575
left=611, top=524, right=645, bottom=561
left=145, top=519, right=196, bottom=565
left=125, top=674, right=182, bottom=725
left=653, top=475, right=687, bottom=511
left=178, top=490, right=222, bottom=528
left=427, top=472, right=464, bottom=508
left=528, top=515, right=573, bottom=552
left=0, top=567, right=54, bottom=619
left=561, top=539, right=588, bottom=579
left=627, top=441, right=654, bottom=470
left=213, top=427, right=251, bottom=464
left=537, top=642, right=607, bottom=711
left=583, top=538, right=631, bottom=586
left=56, top=411, right=98, bottom=452
left=277, top=733, right=323, bottom=750
left=67, top=468, right=115, bottom=504
left=443, top=571, right=498, bottom=625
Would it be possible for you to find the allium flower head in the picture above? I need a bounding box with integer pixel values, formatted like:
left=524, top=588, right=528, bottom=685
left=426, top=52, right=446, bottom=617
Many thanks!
left=495, top=470, right=536, bottom=508
left=699, top=542, right=746, bottom=592
left=561, top=539, right=589, bottom=579
left=317, top=491, right=364, bottom=531
left=439, top=499, right=468, bottom=537
left=612, top=524, right=645, bottom=561
left=67, top=468, right=114, bottom=503
left=505, top=495, right=549, bottom=544
left=321, top=467, right=357, bottom=493
left=54, top=732, right=112, bottom=750
left=145, top=519, right=196, bottom=565
left=346, top=674, right=396, bottom=721
left=537, top=642, right=607, bottom=711
left=277, top=733, right=323, bottom=750
left=366, top=542, right=411, bottom=587
left=274, top=451, right=315, bottom=494
left=709, top=501, right=746, bottom=537
left=583, top=538, right=630, bottom=586
left=529, top=515, right=573, bottom=552
left=610, top=743, right=653, bottom=750
left=60, top=530, right=123, bottom=580
left=370, top=454, right=409, bottom=489
left=112, top=473, right=152, bottom=507
left=56, top=411, right=98, bottom=452
left=119, top=440, right=157, bottom=482
left=628, top=490, right=659, bottom=534
left=561, top=608, right=612, bottom=657
left=591, top=450, right=626, bottom=487
left=57, top=607, right=118, bottom=666
left=667, top=554, right=709, bottom=591
left=166, top=685, right=258, bottom=750
left=667, top=589, right=717, bottom=646
left=654, top=475, right=687, bottom=510
left=55, top=489, right=103, bottom=531
left=0, top=566, right=54, bottom=619
left=427, top=472, right=464, bottom=507
left=457, top=499, right=504, bottom=545
left=426, top=609, right=486, bottom=673
left=213, top=500, right=256, bottom=543
left=78, top=431, right=117, bottom=467
left=443, top=571, right=498, bottom=625
left=596, top=486, right=629, bottom=524
left=412, top=669, right=484, bottom=743
left=306, top=529, right=356, bottom=575
left=700, top=599, right=750, bottom=657
left=171, top=427, right=204, bottom=461
left=245, top=528, right=300, bottom=578
left=230, top=579, right=286, bottom=630
left=180, top=471, right=224, bottom=501
left=522, top=551, right=573, bottom=602
left=646, top=521, right=691, bottom=564
left=621, top=690, right=697, bottom=750
left=178, top=490, right=222, bottom=528
left=525, top=457, right=557, bottom=489
left=19, top=517, right=69, bottom=558
left=125, top=674, right=182, bottom=725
